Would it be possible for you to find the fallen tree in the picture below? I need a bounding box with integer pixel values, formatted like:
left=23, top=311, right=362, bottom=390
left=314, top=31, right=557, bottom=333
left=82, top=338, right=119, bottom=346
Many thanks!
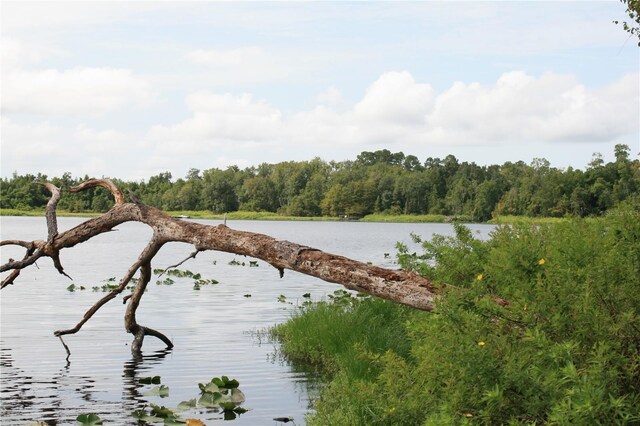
left=1, top=179, right=441, bottom=354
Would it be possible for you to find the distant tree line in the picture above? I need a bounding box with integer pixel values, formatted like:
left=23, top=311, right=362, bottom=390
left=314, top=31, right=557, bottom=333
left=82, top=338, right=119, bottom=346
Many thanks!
left=1, top=145, right=638, bottom=221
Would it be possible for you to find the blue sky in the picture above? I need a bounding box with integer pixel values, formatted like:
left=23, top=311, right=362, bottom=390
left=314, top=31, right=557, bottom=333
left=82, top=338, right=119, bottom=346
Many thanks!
left=1, top=1, right=638, bottom=181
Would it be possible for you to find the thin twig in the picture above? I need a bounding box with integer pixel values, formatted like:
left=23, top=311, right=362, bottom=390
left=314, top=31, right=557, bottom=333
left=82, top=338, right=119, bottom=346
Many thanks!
left=157, top=249, right=201, bottom=277
left=58, top=335, right=71, bottom=362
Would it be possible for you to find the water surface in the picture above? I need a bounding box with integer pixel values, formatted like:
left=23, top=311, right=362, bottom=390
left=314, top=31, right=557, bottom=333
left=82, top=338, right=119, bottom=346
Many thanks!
left=1, top=216, right=494, bottom=424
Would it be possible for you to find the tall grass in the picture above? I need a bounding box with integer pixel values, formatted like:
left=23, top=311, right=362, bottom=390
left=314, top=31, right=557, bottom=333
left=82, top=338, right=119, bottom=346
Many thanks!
left=272, top=292, right=419, bottom=380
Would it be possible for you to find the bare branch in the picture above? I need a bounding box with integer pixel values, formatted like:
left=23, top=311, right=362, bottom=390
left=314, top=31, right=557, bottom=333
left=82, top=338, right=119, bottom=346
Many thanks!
left=36, top=182, right=61, bottom=242
left=58, top=336, right=71, bottom=362
left=1, top=240, right=37, bottom=248
left=54, top=240, right=163, bottom=337
left=1, top=270, right=21, bottom=289
left=157, top=249, right=201, bottom=277
left=70, top=178, right=125, bottom=206
left=126, top=260, right=174, bottom=352
left=0, top=245, right=45, bottom=273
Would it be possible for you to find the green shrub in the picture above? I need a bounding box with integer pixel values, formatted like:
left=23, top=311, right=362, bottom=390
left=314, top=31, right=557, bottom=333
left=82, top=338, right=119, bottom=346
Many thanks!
left=276, top=204, right=640, bottom=425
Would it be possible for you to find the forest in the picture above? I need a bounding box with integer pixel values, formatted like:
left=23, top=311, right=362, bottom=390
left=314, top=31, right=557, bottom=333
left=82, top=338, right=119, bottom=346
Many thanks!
left=1, top=144, right=637, bottom=221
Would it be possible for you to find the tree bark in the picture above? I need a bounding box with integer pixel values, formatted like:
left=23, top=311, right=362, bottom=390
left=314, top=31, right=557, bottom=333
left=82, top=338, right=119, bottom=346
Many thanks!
left=1, top=179, right=439, bottom=354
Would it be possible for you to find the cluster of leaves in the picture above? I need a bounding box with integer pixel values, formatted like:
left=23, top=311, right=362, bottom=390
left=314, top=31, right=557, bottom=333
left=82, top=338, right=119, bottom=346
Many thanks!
left=197, top=376, right=247, bottom=420
left=153, top=268, right=218, bottom=289
left=276, top=202, right=640, bottom=424
left=614, top=0, right=640, bottom=45
left=131, top=375, right=247, bottom=424
left=227, top=259, right=259, bottom=267
left=66, top=276, right=136, bottom=293
left=2, top=145, right=637, bottom=221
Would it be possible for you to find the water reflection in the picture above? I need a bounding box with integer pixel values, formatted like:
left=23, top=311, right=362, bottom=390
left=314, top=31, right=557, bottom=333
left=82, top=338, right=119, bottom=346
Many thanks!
left=122, top=348, right=173, bottom=412
left=0, top=345, right=103, bottom=424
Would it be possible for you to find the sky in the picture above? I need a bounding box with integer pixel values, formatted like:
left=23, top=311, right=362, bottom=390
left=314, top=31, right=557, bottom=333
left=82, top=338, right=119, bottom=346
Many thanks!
left=1, top=1, right=639, bottom=181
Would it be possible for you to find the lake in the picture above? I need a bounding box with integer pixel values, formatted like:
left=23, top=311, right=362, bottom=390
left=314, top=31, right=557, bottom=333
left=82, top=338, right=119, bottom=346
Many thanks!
left=1, top=216, right=494, bottom=425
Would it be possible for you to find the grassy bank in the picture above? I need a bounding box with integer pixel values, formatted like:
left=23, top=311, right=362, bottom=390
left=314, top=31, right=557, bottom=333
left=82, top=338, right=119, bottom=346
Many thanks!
left=273, top=203, right=640, bottom=425
left=0, top=208, right=99, bottom=218
left=2, top=207, right=570, bottom=225
left=488, top=214, right=567, bottom=225
left=165, top=210, right=336, bottom=221
left=360, top=213, right=458, bottom=223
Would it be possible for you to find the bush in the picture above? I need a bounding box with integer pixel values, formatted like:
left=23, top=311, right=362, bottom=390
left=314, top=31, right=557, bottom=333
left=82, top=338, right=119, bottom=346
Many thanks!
left=276, top=205, right=640, bottom=425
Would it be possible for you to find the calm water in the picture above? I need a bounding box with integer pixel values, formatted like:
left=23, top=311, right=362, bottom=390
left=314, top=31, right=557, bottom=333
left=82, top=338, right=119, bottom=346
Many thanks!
left=1, top=216, right=494, bottom=425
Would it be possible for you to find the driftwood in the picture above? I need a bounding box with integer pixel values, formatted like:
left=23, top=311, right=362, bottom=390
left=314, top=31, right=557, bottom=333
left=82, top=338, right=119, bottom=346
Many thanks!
left=1, top=179, right=440, bottom=354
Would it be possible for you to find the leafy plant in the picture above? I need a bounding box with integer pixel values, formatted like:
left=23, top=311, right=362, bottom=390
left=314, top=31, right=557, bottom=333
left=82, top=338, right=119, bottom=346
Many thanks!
left=143, top=385, right=170, bottom=397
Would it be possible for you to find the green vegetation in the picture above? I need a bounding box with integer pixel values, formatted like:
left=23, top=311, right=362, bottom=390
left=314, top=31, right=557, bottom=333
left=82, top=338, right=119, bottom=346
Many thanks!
left=2, top=145, right=637, bottom=222
left=273, top=202, right=640, bottom=425
left=76, top=413, right=102, bottom=425
left=131, top=375, right=247, bottom=423
left=614, top=0, right=640, bottom=45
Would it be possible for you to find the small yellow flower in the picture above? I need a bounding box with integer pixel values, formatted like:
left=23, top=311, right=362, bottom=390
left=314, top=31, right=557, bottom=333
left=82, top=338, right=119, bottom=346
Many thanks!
left=538, top=258, right=545, bottom=265
left=476, top=274, right=483, bottom=281
left=464, top=413, right=474, bottom=418
left=478, top=341, right=486, bottom=347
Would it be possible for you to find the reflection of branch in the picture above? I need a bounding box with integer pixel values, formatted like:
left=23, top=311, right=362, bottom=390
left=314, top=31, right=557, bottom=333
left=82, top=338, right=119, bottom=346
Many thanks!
left=123, top=349, right=172, bottom=411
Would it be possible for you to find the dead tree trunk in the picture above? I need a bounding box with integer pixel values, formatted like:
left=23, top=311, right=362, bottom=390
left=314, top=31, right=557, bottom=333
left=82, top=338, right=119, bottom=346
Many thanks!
left=1, top=179, right=440, bottom=354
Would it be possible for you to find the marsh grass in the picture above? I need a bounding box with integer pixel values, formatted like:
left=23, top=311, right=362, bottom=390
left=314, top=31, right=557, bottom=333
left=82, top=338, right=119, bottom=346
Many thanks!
left=271, top=293, right=418, bottom=380
left=360, top=213, right=453, bottom=223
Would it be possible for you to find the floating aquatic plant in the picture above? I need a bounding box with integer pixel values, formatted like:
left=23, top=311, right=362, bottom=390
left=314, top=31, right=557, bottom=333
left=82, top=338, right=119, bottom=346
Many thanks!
left=76, top=413, right=102, bottom=425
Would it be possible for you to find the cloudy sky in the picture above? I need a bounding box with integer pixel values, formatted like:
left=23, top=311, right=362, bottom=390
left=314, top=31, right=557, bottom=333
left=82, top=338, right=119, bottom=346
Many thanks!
left=1, top=1, right=638, bottom=181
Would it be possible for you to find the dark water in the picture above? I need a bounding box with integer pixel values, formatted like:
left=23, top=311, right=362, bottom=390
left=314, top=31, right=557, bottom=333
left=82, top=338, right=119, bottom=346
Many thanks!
left=1, top=216, right=494, bottom=425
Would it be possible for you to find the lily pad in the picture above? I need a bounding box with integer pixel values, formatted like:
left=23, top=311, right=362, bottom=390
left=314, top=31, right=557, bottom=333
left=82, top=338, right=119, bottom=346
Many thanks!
left=143, top=384, right=170, bottom=397
left=131, top=409, right=163, bottom=422
left=198, top=391, right=224, bottom=407
left=76, top=413, right=102, bottom=425
left=230, top=388, right=245, bottom=403
left=198, top=381, right=219, bottom=394
left=139, top=375, right=161, bottom=385
left=176, top=399, right=197, bottom=411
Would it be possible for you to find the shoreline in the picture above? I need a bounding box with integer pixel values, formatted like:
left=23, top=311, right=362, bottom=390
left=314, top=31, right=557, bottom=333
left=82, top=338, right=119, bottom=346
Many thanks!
left=0, top=208, right=567, bottom=225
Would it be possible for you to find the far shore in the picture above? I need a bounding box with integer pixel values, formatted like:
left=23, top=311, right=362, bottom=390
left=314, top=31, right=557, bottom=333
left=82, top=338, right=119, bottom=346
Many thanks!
left=0, top=208, right=567, bottom=225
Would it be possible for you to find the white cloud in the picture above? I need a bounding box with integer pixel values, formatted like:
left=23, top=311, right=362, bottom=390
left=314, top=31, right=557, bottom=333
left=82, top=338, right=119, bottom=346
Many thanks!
left=3, top=71, right=637, bottom=180
left=147, top=70, right=638, bottom=160
left=0, top=117, right=147, bottom=177
left=182, top=46, right=333, bottom=86
left=316, top=86, right=346, bottom=106
left=354, top=71, right=434, bottom=125
left=147, top=91, right=283, bottom=152
left=424, top=71, right=639, bottom=145
left=186, top=47, right=266, bottom=68
left=1, top=38, right=66, bottom=71
left=2, top=67, right=156, bottom=116
left=1, top=2, right=165, bottom=34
